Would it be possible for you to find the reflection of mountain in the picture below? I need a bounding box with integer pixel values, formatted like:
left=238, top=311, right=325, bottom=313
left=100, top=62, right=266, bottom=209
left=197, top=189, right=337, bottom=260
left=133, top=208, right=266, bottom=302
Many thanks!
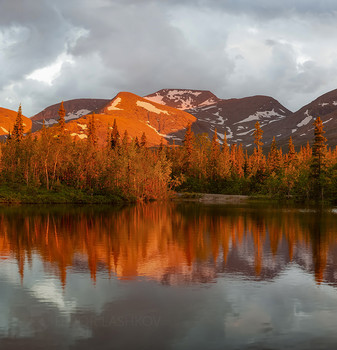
left=0, top=204, right=336, bottom=287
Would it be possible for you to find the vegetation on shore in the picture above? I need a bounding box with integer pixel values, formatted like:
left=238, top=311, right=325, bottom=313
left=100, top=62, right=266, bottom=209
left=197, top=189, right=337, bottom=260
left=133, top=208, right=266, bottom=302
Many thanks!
left=1, top=103, right=335, bottom=204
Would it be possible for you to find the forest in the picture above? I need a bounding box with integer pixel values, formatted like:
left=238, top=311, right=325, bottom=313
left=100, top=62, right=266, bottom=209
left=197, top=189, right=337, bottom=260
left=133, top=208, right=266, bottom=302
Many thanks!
left=0, top=103, right=336, bottom=203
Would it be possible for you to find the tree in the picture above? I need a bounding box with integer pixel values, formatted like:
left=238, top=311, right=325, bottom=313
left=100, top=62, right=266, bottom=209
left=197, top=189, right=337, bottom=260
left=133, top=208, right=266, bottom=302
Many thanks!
left=182, top=123, right=194, bottom=173
left=57, top=101, right=66, bottom=132
left=87, top=113, right=97, bottom=146
left=209, top=128, right=220, bottom=178
left=140, top=132, right=147, bottom=148
left=311, top=116, right=327, bottom=178
left=13, top=104, right=24, bottom=142
left=111, top=119, right=120, bottom=149
left=310, top=117, right=327, bottom=199
left=268, top=137, right=280, bottom=173
left=252, top=121, right=266, bottom=176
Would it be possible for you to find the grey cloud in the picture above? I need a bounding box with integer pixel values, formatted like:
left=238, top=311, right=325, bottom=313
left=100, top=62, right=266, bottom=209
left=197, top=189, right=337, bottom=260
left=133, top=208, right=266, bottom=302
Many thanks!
left=1, top=0, right=337, bottom=115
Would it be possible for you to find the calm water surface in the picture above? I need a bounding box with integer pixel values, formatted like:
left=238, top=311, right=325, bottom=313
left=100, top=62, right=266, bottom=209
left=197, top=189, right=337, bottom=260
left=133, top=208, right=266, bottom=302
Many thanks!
left=1, top=202, right=337, bottom=349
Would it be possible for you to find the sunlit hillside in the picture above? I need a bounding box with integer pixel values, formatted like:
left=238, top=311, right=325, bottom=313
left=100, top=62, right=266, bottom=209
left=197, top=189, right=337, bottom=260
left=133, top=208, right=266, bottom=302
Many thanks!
left=0, top=107, right=32, bottom=136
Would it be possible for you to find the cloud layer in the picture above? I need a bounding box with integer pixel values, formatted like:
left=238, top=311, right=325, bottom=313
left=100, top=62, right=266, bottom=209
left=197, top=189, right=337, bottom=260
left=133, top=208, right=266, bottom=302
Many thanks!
left=1, top=0, right=337, bottom=116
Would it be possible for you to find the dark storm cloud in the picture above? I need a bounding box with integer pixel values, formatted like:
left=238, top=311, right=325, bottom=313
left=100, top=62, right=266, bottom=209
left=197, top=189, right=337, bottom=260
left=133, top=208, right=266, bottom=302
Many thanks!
left=0, top=0, right=81, bottom=88
left=1, top=0, right=337, bottom=115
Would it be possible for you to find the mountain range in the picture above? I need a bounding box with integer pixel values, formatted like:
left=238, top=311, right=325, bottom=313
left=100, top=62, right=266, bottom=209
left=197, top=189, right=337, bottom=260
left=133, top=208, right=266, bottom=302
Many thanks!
left=3, top=88, right=337, bottom=149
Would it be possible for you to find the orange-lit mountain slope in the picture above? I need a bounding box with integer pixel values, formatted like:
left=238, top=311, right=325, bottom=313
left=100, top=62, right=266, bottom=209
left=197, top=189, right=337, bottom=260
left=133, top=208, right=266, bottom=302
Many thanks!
left=37, top=92, right=196, bottom=146
left=97, top=92, right=196, bottom=140
left=63, top=113, right=172, bottom=147
left=0, top=107, right=32, bottom=135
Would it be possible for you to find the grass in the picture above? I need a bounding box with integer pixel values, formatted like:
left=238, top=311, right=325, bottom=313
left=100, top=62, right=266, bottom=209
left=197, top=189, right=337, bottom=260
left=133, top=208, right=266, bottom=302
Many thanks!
left=0, top=184, right=129, bottom=204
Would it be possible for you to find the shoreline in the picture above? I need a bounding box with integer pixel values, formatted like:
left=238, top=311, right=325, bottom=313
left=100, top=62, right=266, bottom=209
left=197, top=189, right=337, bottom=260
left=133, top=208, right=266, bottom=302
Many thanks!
left=173, top=193, right=250, bottom=204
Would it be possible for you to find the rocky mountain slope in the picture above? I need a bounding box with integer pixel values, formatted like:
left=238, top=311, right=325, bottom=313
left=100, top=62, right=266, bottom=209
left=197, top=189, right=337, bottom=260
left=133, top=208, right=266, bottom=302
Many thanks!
left=265, top=89, right=337, bottom=149
left=31, top=98, right=110, bottom=131
left=144, top=89, right=220, bottom=110
left=144, top=90, right=292, bottom=147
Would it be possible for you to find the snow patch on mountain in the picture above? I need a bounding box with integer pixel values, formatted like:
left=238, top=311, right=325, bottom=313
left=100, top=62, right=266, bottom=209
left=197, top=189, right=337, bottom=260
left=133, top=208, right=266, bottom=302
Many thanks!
left=65, top=109, right=91, bottom=121
left=136, top=101, right=169, bottom=115
left=237, top=129, right=254, bottom=136
left=216, top=115, right=226, bottom=125
left=77, top=123, right=88, bottom=130
left=226, top=127, right=233, bottom=139
left=234, top=109, right=284, bottom=124
left=43, top=119, right=57, bottom=125
left=71, top=133, right=87, bottom=139
left=199, top=105, right=216, bottom=111
left=198, top=98, right=218, bottom=107
left=319, top=102, right=329, bottom=107
left=297, top=112, right=312, bottom=127
left=107, top=98, right=123, bottom=111
left=217, top=132, right=224, bottom=141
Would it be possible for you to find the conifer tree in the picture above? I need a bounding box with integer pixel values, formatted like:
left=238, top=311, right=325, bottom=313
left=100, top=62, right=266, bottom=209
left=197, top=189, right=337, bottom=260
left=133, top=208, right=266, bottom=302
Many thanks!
left=252, top=121, right=265, bottom=174
left=122, top=130, right=129, bottom=148
left=287, top=137, right=296, bottom=164
left=182, top=123, right=194, bottom=173
left=87, top=113, right=97, bottom=146
left=268, top=137, right=280, bottom=173
left=57, top=101, right=66, bottom=132
left=235, top=144, right=245, bottom=178
left=253, top=121, right=263, bottom=154
left=111, top=119, right=120, bottom=149
left=13, top=104, right=24, bottom=142
left=311, top=117, right=327, bottom=179
left=140, top=132, right=147, bottom=148
left=209, top=128, right=220, bottom=178
left=134, top=136, right=140, bottom=149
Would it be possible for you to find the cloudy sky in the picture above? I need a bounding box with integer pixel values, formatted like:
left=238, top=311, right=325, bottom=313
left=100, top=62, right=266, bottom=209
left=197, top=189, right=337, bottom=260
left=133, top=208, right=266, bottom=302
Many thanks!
left=2, top=0, right=337, bottom=116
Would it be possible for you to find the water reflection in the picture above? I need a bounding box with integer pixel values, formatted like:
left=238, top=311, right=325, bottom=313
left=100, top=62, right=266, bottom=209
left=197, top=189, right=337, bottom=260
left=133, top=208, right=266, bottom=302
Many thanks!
left=0, top=203, right=337, bottom=286
left=2, top=203, right=337, bottom=349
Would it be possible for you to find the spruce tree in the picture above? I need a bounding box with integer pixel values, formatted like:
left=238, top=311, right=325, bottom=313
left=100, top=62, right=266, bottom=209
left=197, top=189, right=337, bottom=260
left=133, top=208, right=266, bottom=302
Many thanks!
left=209, top=128, right=220, bottom=178
left=13, top=104, right=24, bottom=142
left=182, top=123, right=194, bottom=173
left=87, top=113, right=97, bottom=146
left=111, top=119, right=120, bottom=149
left=57, top=101, right=66, bottom=132
left=288, top=137, right=296, bottom=164
left=140, top=132, right=147, bottom=148
left=312, top=116, right=327, bottom=177
left=310, top=117, right=327, bottom=200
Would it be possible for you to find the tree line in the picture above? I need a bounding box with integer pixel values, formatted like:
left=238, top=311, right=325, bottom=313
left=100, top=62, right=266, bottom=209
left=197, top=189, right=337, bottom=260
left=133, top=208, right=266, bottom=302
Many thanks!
left=1, top=103, right=336, bottom=202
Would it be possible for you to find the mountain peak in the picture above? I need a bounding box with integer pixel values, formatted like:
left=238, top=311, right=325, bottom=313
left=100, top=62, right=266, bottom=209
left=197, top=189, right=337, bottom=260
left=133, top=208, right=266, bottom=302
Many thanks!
left=144, top=89, right=220, bottom=110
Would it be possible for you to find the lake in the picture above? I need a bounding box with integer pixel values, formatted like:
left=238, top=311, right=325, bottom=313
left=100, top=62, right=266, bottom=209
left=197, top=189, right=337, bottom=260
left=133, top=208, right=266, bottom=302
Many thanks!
left=1, top=202, right=337, bottom=349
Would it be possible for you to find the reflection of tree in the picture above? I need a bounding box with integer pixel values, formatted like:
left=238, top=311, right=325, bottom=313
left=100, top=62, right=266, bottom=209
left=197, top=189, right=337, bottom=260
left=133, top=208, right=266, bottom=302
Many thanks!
left=307, top=211, right=328, bottom=284
left=0, top=204, right=337, bottom=287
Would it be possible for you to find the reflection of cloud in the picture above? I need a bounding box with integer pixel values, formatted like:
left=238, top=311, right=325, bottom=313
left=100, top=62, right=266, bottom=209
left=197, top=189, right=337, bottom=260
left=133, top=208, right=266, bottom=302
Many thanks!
left=30, top=281, right=77, bottom=316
